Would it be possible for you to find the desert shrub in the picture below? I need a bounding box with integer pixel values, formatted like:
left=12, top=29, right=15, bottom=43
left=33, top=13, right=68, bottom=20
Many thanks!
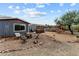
left=72, top=24, right=79, bottom=32
left=61, top=24, right=79, bottom=32
left=62, top=26, right=69, bottom=31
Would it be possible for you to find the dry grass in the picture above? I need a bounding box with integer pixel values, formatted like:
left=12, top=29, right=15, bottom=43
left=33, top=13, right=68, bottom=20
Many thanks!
left=0, top=32, right=79, bottom=56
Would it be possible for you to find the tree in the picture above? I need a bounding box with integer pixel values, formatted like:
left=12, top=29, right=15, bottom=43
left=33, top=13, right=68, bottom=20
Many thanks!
left=55, top=10, right=79, bottom=34
left=55, top=18, right=63, bottom=26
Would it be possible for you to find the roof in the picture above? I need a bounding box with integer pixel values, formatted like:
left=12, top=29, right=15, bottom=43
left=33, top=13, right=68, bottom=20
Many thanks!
left=0, top=15, right=15, bottom=19
left=0, top=15, right=30, bottom=24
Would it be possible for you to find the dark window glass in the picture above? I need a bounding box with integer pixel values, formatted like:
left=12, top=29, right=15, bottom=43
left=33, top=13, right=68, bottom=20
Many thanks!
left=15, top=24, right=25, bottom=31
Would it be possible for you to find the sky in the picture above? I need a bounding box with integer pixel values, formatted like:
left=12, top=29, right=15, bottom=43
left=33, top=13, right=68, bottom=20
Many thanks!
left=0, top=3, right=79, bottom=25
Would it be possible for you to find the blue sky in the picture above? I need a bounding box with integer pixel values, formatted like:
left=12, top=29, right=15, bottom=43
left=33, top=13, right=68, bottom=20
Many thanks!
left=0, top=3, right=79, bottom=25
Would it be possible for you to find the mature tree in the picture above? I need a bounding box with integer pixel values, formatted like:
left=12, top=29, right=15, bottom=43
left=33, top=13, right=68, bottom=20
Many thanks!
left=55, top=18, right=63, bottom=25
left=55, top=10, right=79, bottom=34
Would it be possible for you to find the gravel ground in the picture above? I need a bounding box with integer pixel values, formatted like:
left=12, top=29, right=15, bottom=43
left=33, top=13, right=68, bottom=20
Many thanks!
left=0, top=32, right=79, bottom=56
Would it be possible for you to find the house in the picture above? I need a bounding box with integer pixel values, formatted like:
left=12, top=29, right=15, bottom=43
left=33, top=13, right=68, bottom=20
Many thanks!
left=29, top=24, right=37, bottom=32
left=29, top=24, right=45, bottom=32
left=0, top=15, right=30, bottom=37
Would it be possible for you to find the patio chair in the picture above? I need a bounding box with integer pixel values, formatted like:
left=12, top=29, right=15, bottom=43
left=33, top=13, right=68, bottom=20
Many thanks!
left=14, top=33, right=21, bottom=38
left=14, top=33, right=27, bottom=43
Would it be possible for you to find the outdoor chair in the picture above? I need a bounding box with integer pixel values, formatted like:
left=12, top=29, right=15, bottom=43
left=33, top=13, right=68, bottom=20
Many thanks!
left=14, top=33, right=27, bottom=43
left=14, top=33, right=21, bottom=38
left=15, top=32, right=32, bottom=43
left=14, top=33, right=21, bottom=40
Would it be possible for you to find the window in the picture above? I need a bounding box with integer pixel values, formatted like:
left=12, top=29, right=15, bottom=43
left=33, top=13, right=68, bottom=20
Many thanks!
left=13, top=23, right=26, bottom=32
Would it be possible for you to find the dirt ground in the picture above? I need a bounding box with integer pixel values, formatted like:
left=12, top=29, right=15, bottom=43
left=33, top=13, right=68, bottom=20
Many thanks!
left=0, top=32, right=79, bottom=56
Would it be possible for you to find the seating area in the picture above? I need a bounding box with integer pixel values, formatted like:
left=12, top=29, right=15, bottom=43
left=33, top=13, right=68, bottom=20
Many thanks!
left=14, top=33, right=32, bottom=43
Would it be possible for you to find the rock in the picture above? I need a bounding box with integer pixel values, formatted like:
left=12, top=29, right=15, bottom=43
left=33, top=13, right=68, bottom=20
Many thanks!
left=0, top=39, right=6, bottom=43
left=39, top=42, right=43, bottom=45
left=73, top=40, right=79, bottom=43
left=67, top=41, right=72, bottom=43
left=0, top=51, right=2, bottom=53
left=76, top=35, right=79, bottom=38
left=53, top=40, right=62, bottom=44
left=33, top=40, right=38, bottom=44
left=53, top=34, right=55, bottom=36
left=27, top=47, right=29, bottom=49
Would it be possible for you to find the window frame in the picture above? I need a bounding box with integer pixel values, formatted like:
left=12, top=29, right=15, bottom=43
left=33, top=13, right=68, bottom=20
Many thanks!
left=13, top=23, right=26, bottom=32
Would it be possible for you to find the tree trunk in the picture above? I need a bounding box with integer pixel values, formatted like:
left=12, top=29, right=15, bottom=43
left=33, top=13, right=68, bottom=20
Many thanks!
left=68, top=25, right=73, bottom=35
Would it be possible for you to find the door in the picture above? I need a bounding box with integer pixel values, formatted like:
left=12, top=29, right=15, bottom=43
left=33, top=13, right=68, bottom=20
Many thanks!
left=4, top=23, right=10, bottom=36
left=0, top=21, right=11, bottom=36
left=0, top=22, right=4, bottom=36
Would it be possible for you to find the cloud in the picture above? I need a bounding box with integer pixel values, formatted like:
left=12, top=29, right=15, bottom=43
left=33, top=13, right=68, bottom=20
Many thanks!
left=27, top=11, right=47, bottom=17
left=29, top=11, right=46, bottom=16
left=70, top=3, right=76, bottom=7
left=15, top=6, right=20, bottom=9
left=57, top=10, right=61, bottom=13
left=8, top=5, right=13, bottom=9
left=65, top=8, right=76, bottom=12
left=65, top=9, right=69, bottom=12
left=23, top=8, right=47, bottom=18
left=59, top=3, right=64, bottom=7
left=22, top=6, right=26, bottom=9
left=24, top=8, right=36, bottom=12
left=14, top=10, right=21, bottom=14
left=50, top=10, right=54, bottom=13
left=24, top=3, right=27, bottom=5
left=36, top=4, right=45, bottom=8
left=22, top=8, right=36, bottom=14
left=8, top=5, right=20, bottom=9
left=46, top=3, right=51, bottom=5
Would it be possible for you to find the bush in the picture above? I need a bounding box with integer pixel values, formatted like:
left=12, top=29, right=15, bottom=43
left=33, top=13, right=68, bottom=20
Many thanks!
left=72, top=24, right=79, bottom=32
left=62, top=26, right=69, bottom=31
